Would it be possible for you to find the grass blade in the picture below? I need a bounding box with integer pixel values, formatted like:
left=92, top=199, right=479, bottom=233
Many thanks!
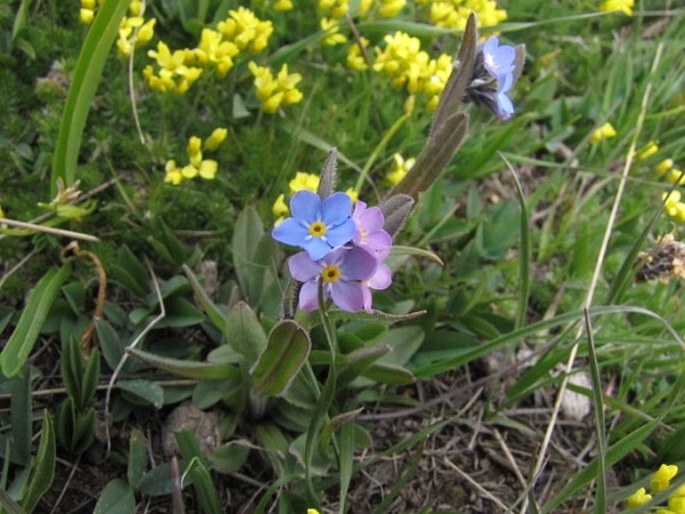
left=50, top=0, right=129, bottom=195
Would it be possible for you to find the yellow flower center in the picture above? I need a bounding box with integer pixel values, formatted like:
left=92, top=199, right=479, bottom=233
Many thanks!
left=321, top=265, right=341, bottom=283
left=309, top=221, right=327, bottom=237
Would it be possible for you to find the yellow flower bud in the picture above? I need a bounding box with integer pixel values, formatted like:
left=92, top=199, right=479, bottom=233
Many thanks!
left=656, top=159, right=674, bottom=175
left=187, top=136, right=202, bottom=157
left=181, top=165, right=199, bottom=179
left=81, top=0, right=95, bottom=9
left=79, top=8, right=95, bottom=24
left=129, top=0, right=143, bottom=16
left=274, top=0, right=293, bottom=10
left=199, top=160, right=218, bottom=180
left=667, top=169, right=685, bottom=186
left=136, top=18, right=156, bottom=47
left=345, top=188, right=359, bottom=203
left=272, top=194, right=289, bottom=218
left=204, top=128, right=228, bottom=150
left=669, top=496, right=685, bottom=513
left=625, top=487, right=652, bottom=508
left=289, top=172, right=320, bottom=193
left=651, top=464, right=678, bottom=493
left=636, top=141, right=658, bottom=160
left=590, top=122, right=617, bottom=144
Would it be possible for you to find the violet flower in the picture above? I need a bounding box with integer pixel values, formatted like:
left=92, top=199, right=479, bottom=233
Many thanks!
left=288, top=247, right=377, bottom=312
left=351, top=201, right=393, bottom=260
left=495, top=72, right=514, bottom=120
left=362, top=262, right=393, bottom=312
left=272, top=190, right=357, bottom=260
left=482, top=36, right=515, bottom=79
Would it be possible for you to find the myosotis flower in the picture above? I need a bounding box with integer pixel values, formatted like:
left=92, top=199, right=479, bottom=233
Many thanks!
left=289, top=247, right=377, bottom=312
left=272, top=190, right=356, bottom=260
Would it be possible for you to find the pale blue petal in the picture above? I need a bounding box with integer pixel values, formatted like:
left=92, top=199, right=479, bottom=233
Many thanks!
left=272, top=218, right=309, bottom=246
left=325, top=218, right=357, bottom=248
left=290, top=190, right=321, bottom=222
left=302, top=236, right=333, bottom=260
left=321, top=192, right=353, bottom=226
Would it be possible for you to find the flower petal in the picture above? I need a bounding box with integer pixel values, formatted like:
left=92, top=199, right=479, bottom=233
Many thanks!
left=368, top=263, right=392, bottom=290
left=298, top=281, right=320, bottom=311
left=321, top=192, right=353, bottom=225
left=362, top=284, right=373, bottom=313
left=359, top=206, right=385, bottom=232
left=272, top=217, right=309, bottom=246
left=290, top=190, right=320, bottom=222
left=339, top=248, right=377, bottom=281
left=330, top=280, right=365, bottom=312
left=288, top=251, right=321, bottom=282
left=362, top=230, right=392, bottom=259
left=325, top=218, right=357, bottom=248
left=302, top=236, right=334, bottom=261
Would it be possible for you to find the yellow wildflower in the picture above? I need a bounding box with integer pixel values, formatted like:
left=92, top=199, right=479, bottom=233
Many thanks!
left=600, top=0, right=634, bottom=16
left=117, top=17, right=156, bottom=57
left=590, top=122, right=617, bottom=144
left=249, top=62, right=303, bottom=114
left=667, top=169, right=685, bottom=186
left=321, top=17, right=347, bottom=46
left=626, top=487, right=652, bottom=508
left=430, top=0, right=506, bottom=30
left=274, top=0, right=294, bottom=10
left=129, top=0, right=143, bottom=16
left=346, top=188, right=359, bottom=202
left=373, top=32, right=432, bottom=94
left=379, top=0, right=406, bottom=17
left=656, top=159, right=674, bottom=175
left=81, top=0, right=95, bottom=8
left=272, top=194, right=289, bottom=219
left=194, top=28, right=239, bottom=77
left=80, top=8, right=94, bottom=24
left=669, top=496, right=685, bottom=514
left=636, top=141, right=658, bottom=160
left=289, top=172, right=320, bottom=193
left=423, top=53, right=453, bottom=110
left=146, top=42, right=203, bottom=94
left=187, top=136, right=202, bottom=158
left=346, top=38, right=369, bottom=70
left=198, top=160, right=218, bottom=180
left=218, top=7, right=273, bottom=53
left=164, top=160, right=184, bottom=185
left=387, top=153, right=415, bottom=185
left=205, top=128, right=228, bottom=150
left=319, top=0, right=349, bottom=19
left=652, top=464, right=679, bottom=493
left=357, top=0, right=373, bottom=15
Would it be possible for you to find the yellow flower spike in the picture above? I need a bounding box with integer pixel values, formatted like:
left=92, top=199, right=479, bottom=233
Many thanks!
left=187, top=136, right=202, bottom=157
left=652, top=464, right=679, bottom=493
left=600, top=0, right=634, bottom=16
left=321, top=18, right=347, bottom=46
left=205, top=128, right=228, bottom=151
left=249, top=62, right=303, bottom=113
left=590, top=122, right=617, bottom=144
left=636, top=141, right=658, bottom=161
left=289, top=172, right=320, bottom=193
left=272, top=194, right=289, bottom=218
left=79, top=8, right=95, bottom=24
left=656, top=159, right=674, bottom=175
left=164, top=160, right=183, bottom=185
left=218, top=8, right=273, bottom=54
left=199, top=160, right=218, bottom=180
left=345, top=188, right=358, bottom=203
left=667, top=169, right=685, bottom=186
left=346, top=37, right=369, bottom=70
left=669, top=496, right=685, bottom=514
left=626, top=487, right=652, bottom=508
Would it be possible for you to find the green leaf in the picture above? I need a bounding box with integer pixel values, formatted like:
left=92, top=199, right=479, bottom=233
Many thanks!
left=95, top=318, right=125, bottom=371
left=118, top=380, right=164, bottom=409
left=231, top=207, right=274, bottom=305
left=21, top=411, right=56, bottom=513
left=1, top=265, right=70, bottom=377
left=93, top=479, right=135, bottom=514
left=209, top=443, right=250, bottom=474
left=9, top=367, right=31, bottom=466
left=138, top=462, right=182, bottom=497
left=362, top=363, right=416, bottom=385
left=0, top=488, right=25, bottom=514
left=225, top=302, right=267, bottom=365
left=251, top=320, right=311, bottom=397
left=182, top=264, right=227, bottom=334
left=81, top=349, right=100, bottom=411
left=336, top=345, right=391, bottom=389
left=127, top=428, right=148, bottom=488
left=50, top=0, right=129, bottom=194
left=126, top=347, right=240, bottom=380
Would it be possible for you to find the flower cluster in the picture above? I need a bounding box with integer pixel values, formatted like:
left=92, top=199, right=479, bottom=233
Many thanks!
left=144, top=8, right=272, bottom=94
left=626, top=463, right=685, bottom=512
left=424, top=0, right=507, bottom=30
left=248, top=62, right=304, bottom=114
left=372, top=31, right=454, bottom=110
left=600, top=0, right=634, bottom=16
left=164, top=129, right=227, bottom=185
left=117, top=11, right=156, bottom=58
left=272, top=190, right=393, bottom=312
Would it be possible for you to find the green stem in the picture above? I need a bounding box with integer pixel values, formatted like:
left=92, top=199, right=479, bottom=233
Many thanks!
left=354, top=109, right=412, bottom=192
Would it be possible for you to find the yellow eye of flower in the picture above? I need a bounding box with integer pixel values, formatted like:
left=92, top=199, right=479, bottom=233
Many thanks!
left=321, top=265, right=340, bottom=282
left=309, top=221, right=327, bottom=237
